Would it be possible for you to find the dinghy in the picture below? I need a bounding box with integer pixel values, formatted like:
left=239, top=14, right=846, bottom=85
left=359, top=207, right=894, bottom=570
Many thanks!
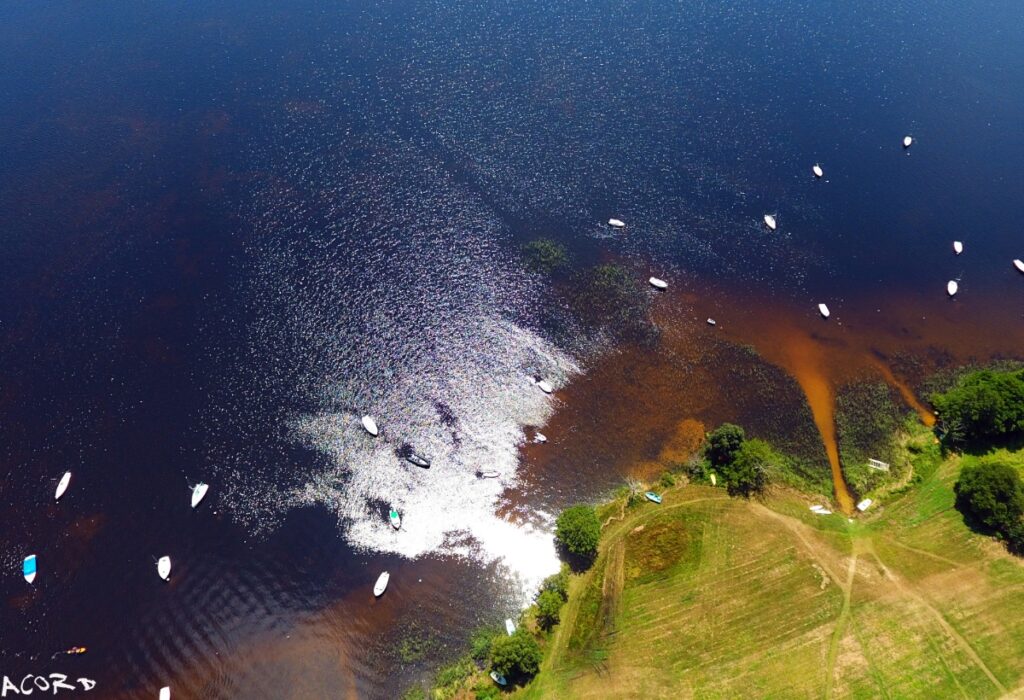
left=953, top=241, right=963, bottom=255
left=374, top=571, right=390, bottom=597
left=707, top=318, right=716, bottom=326
left=537, top=380, right=553, bottom=394
left=55, top=471, right=72, bottom=501
left=534, top=432, right=547, bottom=444
left=1014, top=259, right=1024, bottom=274
left=608, top=218, right=625, bottom=228
left=361, top=415, right=379, bottom=437
left=190, top=482, right=209, bottom=509
left=478, top=470, right=500, bottom=479
left=812, top=164, right=823, bottom=178
left=389, top=507, right=401, bottom=530
left=709, top=473, right=717, bottom=486
left=160, top=688, right=170, bottom=700
left=947, top=280, right=958, bottom=297
left=490, top=671, right=508, bottom=687
left=23, top=555, right=36, bottom=584
left=505, top=618, right=516, bottom=635
left=763, top=214, right=777, bottom=231
left=903, top=135, right=913, bottom=148
left=645, top=491, right=662, bottom=504
left=157, top=556, right=171, bottom=581
left=818, top=303, right=831, bottom=319
left=856, top=498, right=873, bottom=512
left=405, top=452, right=431, bottom=468
left=648, top=276, right=667, bottom=290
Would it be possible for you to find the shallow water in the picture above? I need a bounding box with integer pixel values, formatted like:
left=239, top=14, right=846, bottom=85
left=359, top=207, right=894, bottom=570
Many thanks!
left=1, top=0, right=1023, bottom=697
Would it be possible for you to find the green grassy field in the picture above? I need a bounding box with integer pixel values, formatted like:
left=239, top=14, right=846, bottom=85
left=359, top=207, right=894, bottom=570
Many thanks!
left=516, top=438, right=1024, bottom=699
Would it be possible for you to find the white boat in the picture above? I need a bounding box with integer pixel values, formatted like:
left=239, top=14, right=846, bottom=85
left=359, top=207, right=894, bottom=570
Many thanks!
left=374, top=571, right=390, bottom=597
left=190, top=482, right=209, bottom=509
left=537, top=380, right=553, bottom=394
left=947, top=280, right=958, bottom=297
left=706, top=318, right=716, bottom=326
left=157, top=556, right=172, bottom=581
left=953, top=241, right=963, bottom=255
left=23, top=554, right=36, bottom=584
left=490, top=671, right=508, bottom=686
left=534, top=432, right=547, bottom=444
left=1014, top=259, right=1024, bottom=274
left=818, top=303, right=831, bottom=318
left=389, top=507, right=401, bottom=530
left=648, top=277, right=667, bottom=290
left=903, top=135, right=913, bottom=148
left=361, top=415, right=379, bottom=437
left=709, top=473, right=717, bottom=486
left=856, top=498, right=873, bottom=512
left=55, top=471, right=72, bottom=501
left=812, top=164, right=823, bottom=178
left=478, top=470, right=500, bottom=479
left=763, top=214, right=777, bottom=231
left=505, top=618, right=516, bottom=635
left=159, top=688, right=170, bottom=700
left=608, top=218, right=625, bottom=228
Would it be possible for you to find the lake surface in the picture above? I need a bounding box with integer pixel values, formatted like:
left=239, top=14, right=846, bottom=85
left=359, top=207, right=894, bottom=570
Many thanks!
left=1, top=0, right=1022, bottom=697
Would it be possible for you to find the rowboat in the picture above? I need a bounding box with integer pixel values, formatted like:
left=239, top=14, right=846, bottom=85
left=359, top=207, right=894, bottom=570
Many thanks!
left=645, top=492, right=662, bottom=504
left=947, top=280, right=958, bottom=297
left=361, top=415, right=379, bottom=436
left=191, top=482, right=209, bottom=508
left=534, top=432, right=547, bottom=444
left=374, top=571, right=390, bottom=597
left=818, top=303, right=830, bottom=318
left=953, top=241, right=963, bottom=255
left=707, top=318, right=716, bottom=326
left=157, top=556, right=172, bottom=581
left=648, top=277, right=667, bottom=290
left=505, top=618, right=516, bottom=635
left=903, top=135, right=913, bottom=148
left=405, top=452, right=431, bottom=468
left=490, top=671, right=508, bottom=686
left=23, top=555, right=36, bottom=584
left=1013, top=259, right=1024, bottom=274
left=812, top=164, right=823, bottom=178
left=389, top=507, right=401, bottom=530
left=160, top=688, right=170, bottom=700
left=763, top=214, right=777, bottom=231
left=608, top=218, right=625, bottom=228
left=537, top=380, right=553, bottom=394
left=478, top=470, right=500, bottom=479
left=55, top=471, right=72, bottom=501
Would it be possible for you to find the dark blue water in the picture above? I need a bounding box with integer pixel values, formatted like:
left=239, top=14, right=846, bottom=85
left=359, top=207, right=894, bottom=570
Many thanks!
left=2, top=0, right=1022, bottom=697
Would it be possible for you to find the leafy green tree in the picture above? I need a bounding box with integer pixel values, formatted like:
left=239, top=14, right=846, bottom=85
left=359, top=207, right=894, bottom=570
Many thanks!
left=490, top=629, right=543, bottom=678
left=536, top=589, right=564, bottom=630
left=723, top=438, right=773, bottom=497
left=469, top=625, right=500, bottom=663
left=954, top=461, right=1024, bottom=534
left=555, top=505, right=601, bottom=559
left=705, top=423, right=745, bottom=467
left=932, top=369, right=1024, bottom=445
left=540, top=564, right=570, bottom=602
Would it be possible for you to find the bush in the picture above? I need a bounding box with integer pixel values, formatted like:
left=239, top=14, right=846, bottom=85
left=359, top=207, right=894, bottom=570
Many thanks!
left=536, top=588, right=564, bottom=630
left=659, top=471, right=677, bottom=488
left=523, top=238, right=568, bottom=273
left=490, top=629, right=543, bottom=678
left=954, top=461, right=1024, bottom=534
left=555, top=505, right=601, bottom=559
left=469, top=625, right=501, bottom=663
left=723, top=438, right=773, bottom=497
left=540, top=564, right=570, bottom=602
left=705, top=424, right=745, bottom=467
left=401, top=686, right=427, bottom=700
left=932, top=369, right=1024, bottom=446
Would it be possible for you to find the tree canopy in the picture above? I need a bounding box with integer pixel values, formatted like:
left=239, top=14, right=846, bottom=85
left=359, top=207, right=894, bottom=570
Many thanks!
left=725, top=438, right=774, bottom=497
left=490, top=629, right=543, bottom=678
left=954, top=461, right=1024, bottom=534
left=932, top=369, right=1024, bottom=446
left=555, top=505, right=601, bottom=559
left=535, top=589, right=564, bottom=630
left=705, top=423, right=745, bottom=467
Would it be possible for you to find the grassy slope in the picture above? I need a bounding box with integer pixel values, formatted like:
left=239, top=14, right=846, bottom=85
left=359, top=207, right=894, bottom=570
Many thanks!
left=517, top=438, right=1024, bottom=699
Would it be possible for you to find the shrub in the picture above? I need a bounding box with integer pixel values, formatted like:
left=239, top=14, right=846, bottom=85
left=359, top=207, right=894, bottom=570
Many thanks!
left=954, top=461, right=1024, bottom=534
left=469, top=625, right=501, bottom=663
left=705, top=424, right=745, bottom=467
left=555, top=505, right=601, bottom=559
left=490, top=629, right=543, bottom=678
left=540, top=564, right=570, bottom=602
left=536, top=589, right=564, bottom=630
left=932, top=369, right=1024, bottom=445
left=659, top=471, right=677, bottom=488
left=401, top=686, right=427, bottom=700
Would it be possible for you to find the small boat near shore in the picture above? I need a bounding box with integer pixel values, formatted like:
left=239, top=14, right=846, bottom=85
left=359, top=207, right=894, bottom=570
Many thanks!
left=374, top=571, right=390, bottom=597
left=534, top=432, right=547, bottom=444
left=389, top=507, right=401, bottom=530
left=537, top=380, right=553, bottom=394
left=361, top=415, right=379, bottom=436
left=1014, top=259, right=1024, bottom=274
left=23, top=555, right=36, bottom=584
left=947, top=280, right=958, bottom=297
left=608, top=218, right=625, bottom=228
left=478, top=470, right=500, bottom=479
left=157, top=556, right=172, bottom=581
left=55, top=471, right=72, bottom=501
left=191, top=482, right=209, bottom=509
left=707, top=318, right=716, bottom=326
left=818, top=303, right=830, bottom=319
left=490, top=671, right=508, bottom=686
left=903, top=135, right=913, bottom=148
left=812, top=164, right=823, bottom=178
left=645, top=492, right=662, bottom=504
left=648, top=277, right=667, bottom=290
left=160, top=687, right=170, bottom=700
left=763, top=214, right=777, bottom=231
left=505, top=618, right=517, bottom=635
left=953, top=241, right=963, bottom=255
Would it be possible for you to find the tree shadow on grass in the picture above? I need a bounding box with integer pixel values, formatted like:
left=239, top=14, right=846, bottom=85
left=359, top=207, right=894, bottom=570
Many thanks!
left=555, top=539, right=596, bottom=573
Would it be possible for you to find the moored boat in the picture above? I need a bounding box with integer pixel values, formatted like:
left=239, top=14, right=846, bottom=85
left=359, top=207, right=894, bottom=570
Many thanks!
left=645, top=491, right=662, bottom=504
left=191, top=482, right=209, bottom=509
left=1014, top=259, right=1024, bottom=274
left=160, top=687, right=170, bottom=700
left=55, top=471, right=72, bottom=501
left=490, top=671, right=508, bottom=686
left=818, top=303, right=830, bottom=318
left=947, top=280, right=958, bottom=297
left=903, top=135, right=913, bottom=148
left=389, top=507, right=401, bottom=530
left=478, top=470, right=500, bottom=479
left=374, top=571, right=390, bottom=597
left=505, top=618, right=516, bottom=635
left=537, top=380, right=553, bottom=394
left=763, top=214, right=777, bottom=231
left=23, top=555, right=36, bottom=584
left=157, top=556, right=171, bottom=581
left=953, top=241, right=963, bottom=255
left=812, top=164, right=823, bottom=178
left=361, top=415, right=379, bottom=436
left=405, top=451, right=431, bottom=468
left=648, top=276, right=667, bottom=290
left=608, top=218, right=625, bottom=228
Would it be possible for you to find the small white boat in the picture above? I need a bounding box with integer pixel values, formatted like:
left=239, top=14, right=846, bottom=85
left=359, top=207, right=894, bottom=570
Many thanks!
left=190, top=482, right=209, bottom=509
left=537, top=380, right=553, bottom=394
left=648, top=277, right=667, bottom=290
left=478, top=470, right=500, bottom=479
left=903, top=135, right=913, bottom=148
left=706, top=318, right=716, bottom=326
left=361, top=415, right=379, bottom=436
left=505, top=618, right=516, bottom=636
left=947, top=280, right=958, bottom=297
left=534, top=432, right=547, bottom=444
left=389, top=507, right=401, bottom=530
left=490, top=671, right=508, bottom=687
left=709, top=473, right=717, bottom=486
left=160, top=687, right=170, bottom=700
left=763, top=214, right=777, bottom=231
left=374, top=571, right=390, bottom=597
left=812, top=164, right=823, bottom=178
left=23, top=555, right=36, bottom=584
left=953, top=241, right=963, bottom=255
left=1013, top=259, right=1024, bottom=274
left=818, top=303, right=830, bottom=319
left=608, top=218, right=625, bottom=228
left=55, top=471, right=72, bottom=501
left=157, top=556, right=172, bottom=581
left=856, top=498, right=873, bottom=512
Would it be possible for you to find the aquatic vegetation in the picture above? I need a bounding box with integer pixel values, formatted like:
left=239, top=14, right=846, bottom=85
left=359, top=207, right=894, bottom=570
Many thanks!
left=523, top=238, right=569, bottom=274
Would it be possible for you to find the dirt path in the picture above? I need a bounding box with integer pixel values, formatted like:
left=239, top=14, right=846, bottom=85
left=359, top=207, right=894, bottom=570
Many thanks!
left=824, top=551, right=859, bottom=700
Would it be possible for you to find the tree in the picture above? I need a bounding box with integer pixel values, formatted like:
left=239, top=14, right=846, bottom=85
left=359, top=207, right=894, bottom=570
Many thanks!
left=536, top=589, right=564, bottom=630
left=932, top=369, right=1024, bottom=445
left=540, top=564, right=570, bottom=602
left=705, top=423, right=745, bottom=467
left=723, top=438, right=773, bottom=497
left=555, top=505, right=601, bottom=559
left=490, top=629, right=542, bottom=678
left=954, top=461, right=1024, bottom=534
